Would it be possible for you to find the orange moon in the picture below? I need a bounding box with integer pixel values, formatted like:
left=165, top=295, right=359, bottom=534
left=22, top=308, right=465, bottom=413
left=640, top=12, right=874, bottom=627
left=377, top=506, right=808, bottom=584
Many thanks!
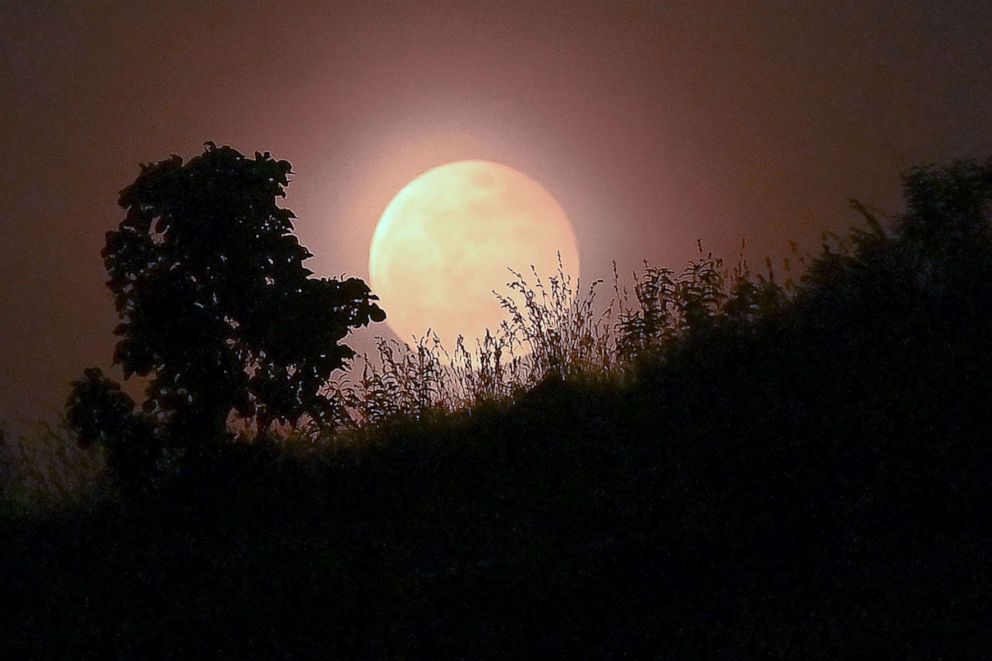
left=369, top=160, right=580, bottom=349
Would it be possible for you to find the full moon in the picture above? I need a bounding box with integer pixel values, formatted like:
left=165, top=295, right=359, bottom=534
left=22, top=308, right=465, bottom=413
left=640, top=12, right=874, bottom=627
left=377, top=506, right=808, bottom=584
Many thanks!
left=369, top=160, right=580, bottom=349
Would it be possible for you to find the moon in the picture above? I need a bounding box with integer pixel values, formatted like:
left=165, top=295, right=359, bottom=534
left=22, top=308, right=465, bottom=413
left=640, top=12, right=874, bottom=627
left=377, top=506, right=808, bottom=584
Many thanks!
left=369, top=160, right=580, bottom=350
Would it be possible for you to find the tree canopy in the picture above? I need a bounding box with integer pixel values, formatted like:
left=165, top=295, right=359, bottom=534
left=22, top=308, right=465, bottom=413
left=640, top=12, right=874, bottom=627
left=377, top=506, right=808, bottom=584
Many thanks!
left=68, top=143, right=384, bottom=478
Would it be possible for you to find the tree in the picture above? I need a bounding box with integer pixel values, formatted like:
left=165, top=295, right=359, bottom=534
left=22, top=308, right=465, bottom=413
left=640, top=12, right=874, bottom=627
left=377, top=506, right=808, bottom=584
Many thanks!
left=65, top=367, right=159, bottom=490
left=69, top=143, right=385, bottom=472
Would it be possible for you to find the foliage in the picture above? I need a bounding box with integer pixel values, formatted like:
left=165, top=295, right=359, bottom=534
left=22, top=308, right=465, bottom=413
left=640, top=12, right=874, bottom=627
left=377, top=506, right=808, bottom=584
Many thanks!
left=328, top=260, right=619, bottom=429
left=326, top=159, right=992, bottom=437
left=327, top=249, right=779, bottom=428
left=68, top=143, right=384, bottom=485
left=497, top=260, right=615, bottom=379
left=7, top=157, right=992, bottom=657
left=64, top=368, right=159, bottom=491
left=0, top=418, right=104, bottom=512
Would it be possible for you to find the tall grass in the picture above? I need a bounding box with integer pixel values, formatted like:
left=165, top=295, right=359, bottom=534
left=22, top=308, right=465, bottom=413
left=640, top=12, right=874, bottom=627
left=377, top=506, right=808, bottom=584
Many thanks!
left=4, top=246, right=795, bottom=502
left=0, top=419, right=105, bottom=512
left=325, top=248, right=781, bottom=433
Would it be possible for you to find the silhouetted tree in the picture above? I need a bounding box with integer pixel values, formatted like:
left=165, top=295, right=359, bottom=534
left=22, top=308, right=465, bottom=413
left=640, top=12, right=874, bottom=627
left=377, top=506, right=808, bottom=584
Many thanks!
left=68, top=143, right=384, bottom=479
left=65, top=368, right=159, bottom=490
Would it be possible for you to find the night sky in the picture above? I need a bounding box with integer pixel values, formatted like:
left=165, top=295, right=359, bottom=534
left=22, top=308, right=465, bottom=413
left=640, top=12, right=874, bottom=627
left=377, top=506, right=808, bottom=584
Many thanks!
left=2, top=0, right=991, bottom=425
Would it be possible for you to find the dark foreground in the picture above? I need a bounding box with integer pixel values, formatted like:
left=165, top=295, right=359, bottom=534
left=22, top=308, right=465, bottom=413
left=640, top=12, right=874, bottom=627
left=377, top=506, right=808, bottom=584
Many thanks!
left=4, top=162, right=992, bottom=658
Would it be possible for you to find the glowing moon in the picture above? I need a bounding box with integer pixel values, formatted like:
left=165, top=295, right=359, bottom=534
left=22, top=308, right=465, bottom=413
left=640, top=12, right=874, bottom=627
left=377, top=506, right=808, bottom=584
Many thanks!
left=369, top=160, right=580, bottom=349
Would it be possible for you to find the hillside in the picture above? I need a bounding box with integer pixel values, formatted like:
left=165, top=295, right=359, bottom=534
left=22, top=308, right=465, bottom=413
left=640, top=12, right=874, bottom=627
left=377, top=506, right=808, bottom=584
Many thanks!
left=3, top=160, right=991, bottom=658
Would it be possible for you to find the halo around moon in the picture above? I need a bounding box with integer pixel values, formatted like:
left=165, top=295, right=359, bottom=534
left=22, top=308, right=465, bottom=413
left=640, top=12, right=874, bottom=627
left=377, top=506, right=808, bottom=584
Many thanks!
left=369, top=160, right=580, bottom=349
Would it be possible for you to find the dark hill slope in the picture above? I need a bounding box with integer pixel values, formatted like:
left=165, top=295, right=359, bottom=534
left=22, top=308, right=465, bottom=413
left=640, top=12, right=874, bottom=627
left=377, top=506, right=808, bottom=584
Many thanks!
left=3, top=160, right=992, bottom=658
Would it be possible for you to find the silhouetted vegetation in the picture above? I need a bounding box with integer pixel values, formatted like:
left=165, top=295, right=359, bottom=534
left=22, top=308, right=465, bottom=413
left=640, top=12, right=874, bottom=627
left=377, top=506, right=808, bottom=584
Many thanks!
left=65, top=144, right=385, bottom=490
left=3, top=157, right=991, bottom=657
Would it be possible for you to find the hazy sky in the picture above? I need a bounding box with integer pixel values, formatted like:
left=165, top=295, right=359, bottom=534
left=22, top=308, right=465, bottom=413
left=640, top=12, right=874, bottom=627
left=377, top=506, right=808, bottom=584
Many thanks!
left=2, top=0, right=990, bottom=424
